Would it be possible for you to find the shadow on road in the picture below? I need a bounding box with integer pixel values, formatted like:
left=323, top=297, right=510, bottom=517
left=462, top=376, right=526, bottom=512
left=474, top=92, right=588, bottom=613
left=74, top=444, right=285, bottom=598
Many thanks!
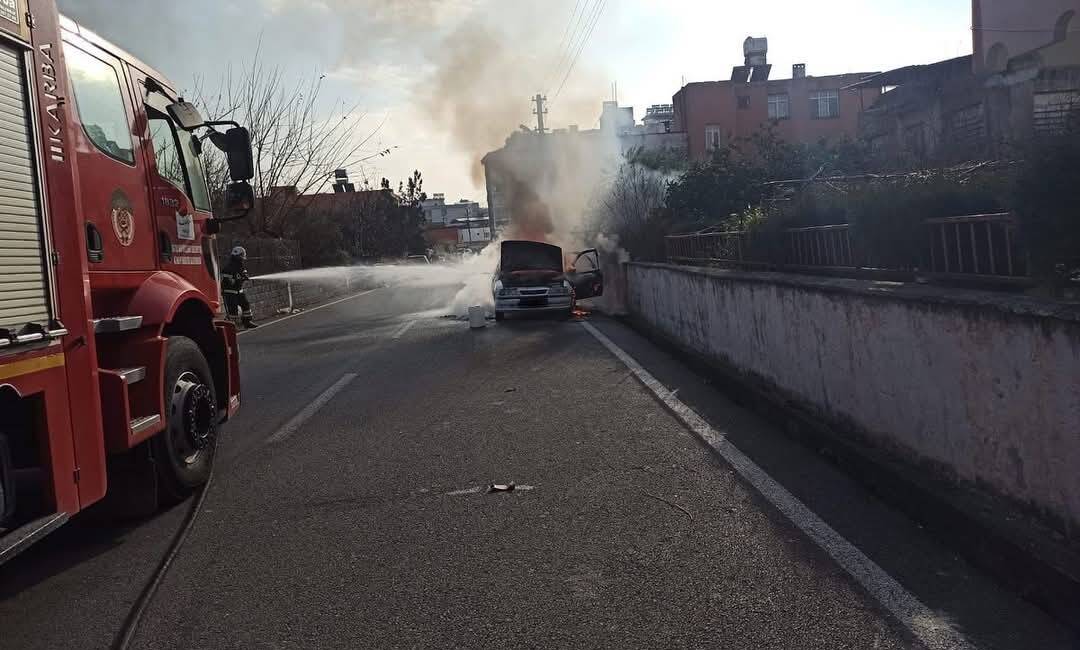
left=0, top=503, right=185, bottom=600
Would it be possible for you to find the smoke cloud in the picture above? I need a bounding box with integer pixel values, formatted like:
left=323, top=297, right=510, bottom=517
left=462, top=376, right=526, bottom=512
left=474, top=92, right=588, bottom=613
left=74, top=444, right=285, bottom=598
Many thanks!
left=60, top=0, right=627, bottom=264
left=58, top=0, right=610, bottom=206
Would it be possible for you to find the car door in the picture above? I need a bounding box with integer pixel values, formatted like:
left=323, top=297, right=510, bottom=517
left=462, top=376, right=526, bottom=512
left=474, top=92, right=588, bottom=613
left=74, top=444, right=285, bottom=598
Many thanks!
left=130, top=70, right=220, bottom=307
left=63, top=38, right=156, bottom=271
left=567, top=248, right=603, bottom=300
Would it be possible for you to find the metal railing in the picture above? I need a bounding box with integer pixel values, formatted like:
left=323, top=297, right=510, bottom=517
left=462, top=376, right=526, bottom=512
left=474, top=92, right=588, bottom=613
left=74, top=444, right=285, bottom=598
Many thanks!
left=925, top=213, right=1025, bottom=279
left=665, top=212, right=1030, bottom=283
left=665, top=230, right=750, bottom=265
left=785, top=224, right=855, bottom=268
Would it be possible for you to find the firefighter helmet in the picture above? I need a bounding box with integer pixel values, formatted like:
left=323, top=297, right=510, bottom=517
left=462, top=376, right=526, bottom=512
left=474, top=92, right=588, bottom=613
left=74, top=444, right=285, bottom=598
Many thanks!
left=230, top=246, right=247, bottom=260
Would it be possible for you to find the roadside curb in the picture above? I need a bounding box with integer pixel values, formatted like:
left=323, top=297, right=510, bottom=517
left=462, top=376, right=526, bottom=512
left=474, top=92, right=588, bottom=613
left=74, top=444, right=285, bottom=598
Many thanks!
left=619, top=314, right=1080, bottom=633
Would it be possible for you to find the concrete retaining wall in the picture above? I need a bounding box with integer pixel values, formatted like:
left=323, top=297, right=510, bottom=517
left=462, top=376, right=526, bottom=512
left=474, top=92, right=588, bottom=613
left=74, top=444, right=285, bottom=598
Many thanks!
left=627, top=262, right=1080, bottom=532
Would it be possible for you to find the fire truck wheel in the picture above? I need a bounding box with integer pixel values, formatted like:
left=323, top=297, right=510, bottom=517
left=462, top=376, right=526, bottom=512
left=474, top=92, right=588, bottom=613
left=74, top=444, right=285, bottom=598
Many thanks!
left=153, top=336, right=217, bottom=505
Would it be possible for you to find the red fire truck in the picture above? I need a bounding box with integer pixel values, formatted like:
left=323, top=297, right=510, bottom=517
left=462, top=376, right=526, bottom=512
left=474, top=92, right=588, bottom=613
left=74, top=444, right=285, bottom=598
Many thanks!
left=0, top=0, right=255, bottom=561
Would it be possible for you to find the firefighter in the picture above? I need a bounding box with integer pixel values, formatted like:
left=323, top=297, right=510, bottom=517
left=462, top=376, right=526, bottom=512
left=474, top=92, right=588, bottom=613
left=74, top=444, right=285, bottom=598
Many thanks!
left=221, top=246, right=258, bottom=329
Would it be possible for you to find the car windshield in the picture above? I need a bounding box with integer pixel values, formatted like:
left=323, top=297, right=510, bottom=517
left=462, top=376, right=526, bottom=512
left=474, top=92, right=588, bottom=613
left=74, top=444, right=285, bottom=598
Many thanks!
left=10, top=5, right=1077, bottom=650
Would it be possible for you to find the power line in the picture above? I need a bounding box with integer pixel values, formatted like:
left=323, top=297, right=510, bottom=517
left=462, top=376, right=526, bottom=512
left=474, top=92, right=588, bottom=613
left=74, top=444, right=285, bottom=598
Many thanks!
left=553, top=0, right=607, bottom=102
left=552, top=0, right=604, bottom=101
left=543, top=0, right=587, bottom=92
left=556, top=0, right=603, bottom=89
left=547, top=0, right=600, bottom=94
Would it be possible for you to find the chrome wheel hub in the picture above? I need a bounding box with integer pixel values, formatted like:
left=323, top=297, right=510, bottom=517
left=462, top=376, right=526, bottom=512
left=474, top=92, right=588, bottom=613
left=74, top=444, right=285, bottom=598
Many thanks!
left=170, top=372, right=216, bottom=466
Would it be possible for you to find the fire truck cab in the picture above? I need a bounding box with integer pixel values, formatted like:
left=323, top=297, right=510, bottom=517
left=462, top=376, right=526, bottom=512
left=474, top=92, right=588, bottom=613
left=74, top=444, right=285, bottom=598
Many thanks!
left=0, top=0, right=253, bottom=561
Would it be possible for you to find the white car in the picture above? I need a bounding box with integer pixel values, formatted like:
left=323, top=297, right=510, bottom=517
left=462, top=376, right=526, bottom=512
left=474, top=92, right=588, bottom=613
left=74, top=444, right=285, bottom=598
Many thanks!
left=492, top=241, right=603, bottom=320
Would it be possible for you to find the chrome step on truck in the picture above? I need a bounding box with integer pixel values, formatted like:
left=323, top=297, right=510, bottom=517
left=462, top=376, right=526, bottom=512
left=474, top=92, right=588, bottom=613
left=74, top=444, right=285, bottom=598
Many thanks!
left=0, top=512, right=68, bottom=565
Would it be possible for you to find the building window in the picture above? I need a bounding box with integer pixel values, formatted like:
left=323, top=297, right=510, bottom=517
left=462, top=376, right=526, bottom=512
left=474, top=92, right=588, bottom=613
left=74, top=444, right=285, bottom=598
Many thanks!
left=65, top=45, right=134, bottom=164
left=951, top=103, right=986, bottom=146
left=737, top=95, right=750, bottom=109
left=768, top=93, right=790, bottom=120
left=704, top=125, right=723, bottom=151
left=809, top=90, right=840, bottom=119
left=1033, top=91, right=1080, bottom=135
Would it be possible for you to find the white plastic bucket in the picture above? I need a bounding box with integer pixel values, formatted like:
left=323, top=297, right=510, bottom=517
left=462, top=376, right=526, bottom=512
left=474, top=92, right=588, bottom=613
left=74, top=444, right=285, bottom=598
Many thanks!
left=468, top=305, right=485, bottom=329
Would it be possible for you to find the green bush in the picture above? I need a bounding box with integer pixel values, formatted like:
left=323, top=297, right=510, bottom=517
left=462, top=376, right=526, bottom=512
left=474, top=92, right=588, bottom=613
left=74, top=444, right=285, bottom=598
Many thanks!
left=664, top=146, right=765, bottom=228
left=660, top=124, right=1023, bottom=274
left=1013, top=131, right=1080, bottom=284
left=847, top=172, right=1006, bottom=269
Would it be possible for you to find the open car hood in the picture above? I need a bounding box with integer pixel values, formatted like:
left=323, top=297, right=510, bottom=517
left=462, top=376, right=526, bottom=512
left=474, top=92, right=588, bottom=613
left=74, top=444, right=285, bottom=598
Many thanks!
left=498, top=241, right=564, bottom=285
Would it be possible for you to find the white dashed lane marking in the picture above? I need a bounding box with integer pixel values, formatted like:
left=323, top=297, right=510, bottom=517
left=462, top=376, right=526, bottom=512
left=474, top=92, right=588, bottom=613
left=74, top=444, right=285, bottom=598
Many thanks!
left=265, top=373, right=359, bottom=444
left=391, top=319, right=418, bottom=339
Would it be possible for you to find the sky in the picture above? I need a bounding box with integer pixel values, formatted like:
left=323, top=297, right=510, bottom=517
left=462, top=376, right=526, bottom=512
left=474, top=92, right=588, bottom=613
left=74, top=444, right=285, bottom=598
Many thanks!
left=57, top=0, right=972, bottom=205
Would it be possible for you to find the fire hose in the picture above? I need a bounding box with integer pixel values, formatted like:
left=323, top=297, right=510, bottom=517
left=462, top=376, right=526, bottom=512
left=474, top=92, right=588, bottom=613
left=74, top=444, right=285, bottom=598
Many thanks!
left=112, top=443, right=217, bottom=650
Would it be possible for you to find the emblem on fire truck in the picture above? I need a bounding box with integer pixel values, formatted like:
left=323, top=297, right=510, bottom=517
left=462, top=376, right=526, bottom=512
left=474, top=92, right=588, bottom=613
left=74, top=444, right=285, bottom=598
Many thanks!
left=111, top=207, right=135, bottom=246
left=110, top=191, right=135, bottom=247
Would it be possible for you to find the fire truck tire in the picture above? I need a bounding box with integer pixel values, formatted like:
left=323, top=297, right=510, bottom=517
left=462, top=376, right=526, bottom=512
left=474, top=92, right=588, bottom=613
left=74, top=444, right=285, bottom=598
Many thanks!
left=153, top=336, right=217, bottom=505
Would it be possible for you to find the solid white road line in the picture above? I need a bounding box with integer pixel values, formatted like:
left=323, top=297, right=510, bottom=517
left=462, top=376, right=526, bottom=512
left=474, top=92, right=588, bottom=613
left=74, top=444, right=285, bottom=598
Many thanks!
left=391, top=319, right=418, bottom=340
left=266, top=373, right=359, bottom=444
left=238, top=289, right=379, bottom=336
left=579, top=321, right=974, bottom=650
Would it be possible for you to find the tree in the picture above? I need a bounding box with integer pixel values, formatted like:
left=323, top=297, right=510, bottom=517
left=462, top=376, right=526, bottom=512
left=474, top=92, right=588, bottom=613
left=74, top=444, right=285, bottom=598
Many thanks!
left=1014, top=129, right=1080, bottom=287
left=311, top=172, right=428, bottom=261
left=593, top=160, right=670, bottom=260
left=664, top=145, right=765, bottom=229
left=397, top=170, right=428, bottom=255
left=743, top=125, right=874, bottom=182
left=192, top=47, right=383, bottom=239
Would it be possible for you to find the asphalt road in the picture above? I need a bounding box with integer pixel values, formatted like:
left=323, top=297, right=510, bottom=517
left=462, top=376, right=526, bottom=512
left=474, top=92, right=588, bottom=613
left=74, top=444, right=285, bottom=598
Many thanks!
left=1, top=282, right=1075, bottom=649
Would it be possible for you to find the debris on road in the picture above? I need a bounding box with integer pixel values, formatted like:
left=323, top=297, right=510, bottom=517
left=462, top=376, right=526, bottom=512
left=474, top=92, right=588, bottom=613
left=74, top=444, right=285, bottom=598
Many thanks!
left=445, top=484, right=536, bottom=496
left=504, top=387, right=517, bottom=393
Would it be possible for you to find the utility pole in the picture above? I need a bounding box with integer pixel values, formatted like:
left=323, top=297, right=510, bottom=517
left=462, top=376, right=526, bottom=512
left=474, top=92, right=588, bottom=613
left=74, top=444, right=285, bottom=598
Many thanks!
left=532, top=94, right=548, bottom=134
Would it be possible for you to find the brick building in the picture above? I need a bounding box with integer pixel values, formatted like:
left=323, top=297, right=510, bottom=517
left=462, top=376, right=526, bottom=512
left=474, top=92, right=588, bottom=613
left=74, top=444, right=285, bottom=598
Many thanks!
left=253, top=170, right=412, bottom=261
left=672, top=38, right=880, bottom=161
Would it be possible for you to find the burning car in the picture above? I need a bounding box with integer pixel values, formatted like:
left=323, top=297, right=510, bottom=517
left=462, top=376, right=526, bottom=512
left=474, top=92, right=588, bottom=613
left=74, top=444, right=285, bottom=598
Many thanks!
left=492, top=240, right=603, bottom=320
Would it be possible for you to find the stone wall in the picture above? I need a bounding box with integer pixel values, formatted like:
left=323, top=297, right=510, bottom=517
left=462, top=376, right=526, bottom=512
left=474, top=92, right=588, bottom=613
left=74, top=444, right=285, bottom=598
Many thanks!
left=627, top=262, right=1080, bottom=532
left=241, top=275, right=371, bottom=321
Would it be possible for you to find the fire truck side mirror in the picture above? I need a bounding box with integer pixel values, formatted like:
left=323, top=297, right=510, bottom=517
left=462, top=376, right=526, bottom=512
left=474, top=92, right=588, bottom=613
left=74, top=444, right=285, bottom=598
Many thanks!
left=210, top=127, right=254, bottom=182
left=167, top=101, right=206, bottom=131
left=221, top=182, right=255, bottom=220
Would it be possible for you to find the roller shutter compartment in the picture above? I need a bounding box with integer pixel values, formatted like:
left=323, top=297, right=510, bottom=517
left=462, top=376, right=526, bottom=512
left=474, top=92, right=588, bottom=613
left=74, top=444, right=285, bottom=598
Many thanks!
left=0, top=42, right=48, bottom=331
